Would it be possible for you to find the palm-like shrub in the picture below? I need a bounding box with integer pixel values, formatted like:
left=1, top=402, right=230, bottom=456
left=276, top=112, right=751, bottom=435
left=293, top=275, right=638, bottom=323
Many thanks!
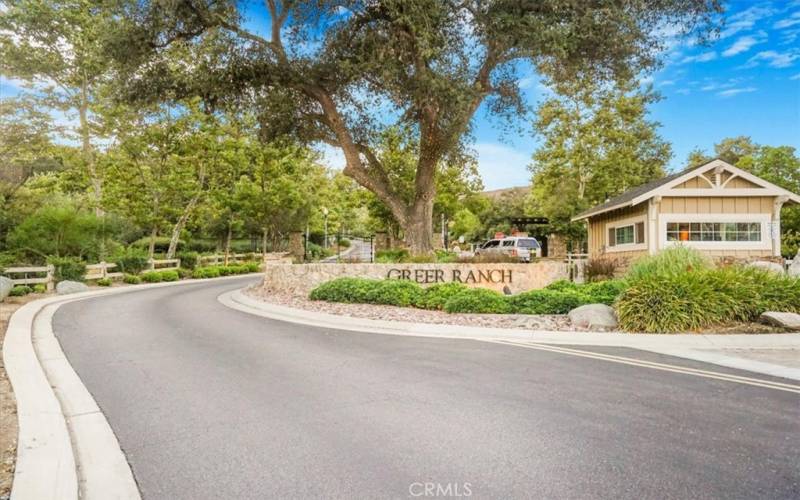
left=626, top=246, right=711, bottom=281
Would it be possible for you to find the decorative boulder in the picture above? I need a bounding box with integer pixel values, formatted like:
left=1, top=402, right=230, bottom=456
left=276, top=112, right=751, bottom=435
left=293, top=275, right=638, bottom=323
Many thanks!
left=789, top=253, right=800, bottom=277
left=747, top=261, right=785, bottom=274
left=759, top=312, right=800, bottom=331
left=0, top=276, right=13, bottom=300
left=568, top=304, right=618, bottom=331
left=56, top=280, right=89, bottom=295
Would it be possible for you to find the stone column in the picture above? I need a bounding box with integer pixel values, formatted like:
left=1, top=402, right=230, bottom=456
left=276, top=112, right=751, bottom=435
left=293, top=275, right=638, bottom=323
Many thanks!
left=289, top=231, right=305, bottom=261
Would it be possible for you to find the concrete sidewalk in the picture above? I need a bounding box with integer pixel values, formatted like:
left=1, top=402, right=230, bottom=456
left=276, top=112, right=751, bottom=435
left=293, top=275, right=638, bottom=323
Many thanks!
left=221, top=290, right=800, bottom=381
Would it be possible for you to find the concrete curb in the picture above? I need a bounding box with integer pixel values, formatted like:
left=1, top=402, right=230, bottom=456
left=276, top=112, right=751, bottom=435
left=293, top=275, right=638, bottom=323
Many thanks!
left=221, top=289, right=800, bottom=381
left=3, top=274, right=258, bottom=500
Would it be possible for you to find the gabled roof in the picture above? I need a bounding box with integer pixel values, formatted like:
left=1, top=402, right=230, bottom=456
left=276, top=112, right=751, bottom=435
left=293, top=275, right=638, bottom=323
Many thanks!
left=572, top=158, right=800, bottom=221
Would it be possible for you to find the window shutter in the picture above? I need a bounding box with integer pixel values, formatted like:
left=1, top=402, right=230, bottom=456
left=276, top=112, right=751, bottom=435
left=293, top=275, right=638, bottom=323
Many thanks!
left=608, top=227, right=616, bottom=247
left=636, top=222, right=645, bottom=244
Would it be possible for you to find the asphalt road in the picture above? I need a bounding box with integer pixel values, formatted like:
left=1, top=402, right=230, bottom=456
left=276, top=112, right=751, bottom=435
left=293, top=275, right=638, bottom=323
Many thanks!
left=53, top=277, right=800, bottom=500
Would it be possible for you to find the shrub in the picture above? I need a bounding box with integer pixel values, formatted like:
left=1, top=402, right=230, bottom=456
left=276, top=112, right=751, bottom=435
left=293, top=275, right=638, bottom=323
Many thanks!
left=177, top=268, right=193, bottom=279
left=159, top=270, right=179, bottom=282
left=509, top=289, right=587, bottom=315
left=443, top=288, right=512, bottom=314
left=615, top=266, right=799, bottom=333
left=192, top=266, right=220, bottom=279
left=96, top=278, right=112, bottom=287
left=309, top=277, right=378, bottom=303
left=245, top=262, right=261, bottom=273
left=10, top=285, right=33, bottom=296
left=123, top=274, right=141, bottom=284
left=33, top=284, right=46, bottom=293
left=48, top=257, right=86, bottom=282
left=434, top=250, right=459, bottom=263
left=626, top=246, right=711, bottom=282
left=414, top=282, right=469, bottom=310
left=140, top=271, right=163, bottom=283
left=177, top=251, right=199, bottom=270
left=375, top=249, right=410, bottom=263
left=585, top=258, right=618, bottom=282
left=306, top=242, right=333, bottom=260
left=113, top=248, right=150, bottom=275
left=185, top=239, right=218, bottom=252
left=579, top=280, right=629, bottom=306
left=338, top=238, right=351, bottom=248
left=363, top=280, right=423, bottom=307
left=545, top=280, right=580, bottom=292
left=131, top=236, right=183, bottom=253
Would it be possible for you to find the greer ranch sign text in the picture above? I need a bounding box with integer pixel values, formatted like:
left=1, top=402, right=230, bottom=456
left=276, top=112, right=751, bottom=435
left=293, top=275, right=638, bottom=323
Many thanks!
left=387, top=268, right=513, bottom=285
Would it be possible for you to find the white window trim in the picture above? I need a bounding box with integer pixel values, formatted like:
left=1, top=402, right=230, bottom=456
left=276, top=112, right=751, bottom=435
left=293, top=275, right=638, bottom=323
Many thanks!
left=606, top=215, right=647, bottom=253
left=659, top=213, right=773, bottom=251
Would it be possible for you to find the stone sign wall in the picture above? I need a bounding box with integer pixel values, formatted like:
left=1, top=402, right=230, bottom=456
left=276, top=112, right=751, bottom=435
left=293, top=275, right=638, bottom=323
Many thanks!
left=260, top=261, right=569, bottom=295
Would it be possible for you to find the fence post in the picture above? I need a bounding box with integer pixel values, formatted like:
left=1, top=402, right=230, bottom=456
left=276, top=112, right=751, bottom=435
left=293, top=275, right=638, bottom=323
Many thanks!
left=46, top=264, right=55, bottom=292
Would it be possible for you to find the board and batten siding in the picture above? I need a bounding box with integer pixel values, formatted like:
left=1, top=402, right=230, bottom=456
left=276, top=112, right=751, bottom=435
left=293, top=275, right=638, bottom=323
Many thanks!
left=587, top=204, right=649, bottom=260
left=658, top=196, right=775, bottom=258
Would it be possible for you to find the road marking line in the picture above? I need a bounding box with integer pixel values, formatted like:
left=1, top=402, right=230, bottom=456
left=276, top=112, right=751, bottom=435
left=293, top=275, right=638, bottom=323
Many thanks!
left=487, top=340, right=800, bottom=394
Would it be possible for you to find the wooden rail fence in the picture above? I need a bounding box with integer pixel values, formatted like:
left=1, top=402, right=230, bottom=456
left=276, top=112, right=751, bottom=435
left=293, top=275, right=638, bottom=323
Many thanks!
left=147, top=258, right=180, bottom=271
left=3, top=265, right=55, bottom=292
left=85, top=262, right=124, bottom=281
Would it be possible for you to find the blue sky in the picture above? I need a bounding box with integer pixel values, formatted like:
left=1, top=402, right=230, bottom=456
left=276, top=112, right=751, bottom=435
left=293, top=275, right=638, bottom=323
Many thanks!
left=2, top=0, right=798, bottom=191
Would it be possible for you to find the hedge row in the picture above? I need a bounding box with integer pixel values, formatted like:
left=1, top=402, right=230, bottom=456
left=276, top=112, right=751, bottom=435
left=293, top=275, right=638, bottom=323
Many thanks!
left=192, top=263, right=260, bottom=278
left=308, top=278, right=628, bottom=315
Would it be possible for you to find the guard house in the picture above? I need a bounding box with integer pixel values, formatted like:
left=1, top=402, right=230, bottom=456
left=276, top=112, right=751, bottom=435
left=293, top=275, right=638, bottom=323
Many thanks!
left=572, top=159, right=800, bottom=262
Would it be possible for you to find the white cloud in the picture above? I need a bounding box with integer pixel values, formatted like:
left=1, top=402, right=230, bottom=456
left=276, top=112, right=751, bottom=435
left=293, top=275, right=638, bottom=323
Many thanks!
left=790, top=73, right=800, bottom=80
left=717, top=87, right=757, bottom=98
left=720, top=5, right=775, bottom=39
left=722, top=32, right=767, bottom=57
left=474, top=143, right=532, bottom=190
left=681, top=51, right=717, bottom=64
left=658, top=79, right=676, bottom=87
left=743, top=49, right=800, bottom=68
left=774, top=11, right=800, bottom=29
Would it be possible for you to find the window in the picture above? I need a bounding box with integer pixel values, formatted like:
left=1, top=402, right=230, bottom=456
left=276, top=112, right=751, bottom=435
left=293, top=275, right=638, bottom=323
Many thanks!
left=517, top=239, right=540, bottom=248
left=666, top=222, right=761, bottom=242
left=501, top=240, right=515, bottom=247
left=615, top=225, right=635, bottom=245
left=482, top=240, right=500, bottom=248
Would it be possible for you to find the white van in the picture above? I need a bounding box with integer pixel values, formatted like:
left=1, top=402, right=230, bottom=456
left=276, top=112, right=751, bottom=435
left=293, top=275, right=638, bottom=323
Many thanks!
left=476, top=237, right=542, bottom=262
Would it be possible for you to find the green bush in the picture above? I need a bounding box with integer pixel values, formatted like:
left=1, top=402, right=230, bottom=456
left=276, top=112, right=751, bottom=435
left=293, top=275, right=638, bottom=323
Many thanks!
left=363, top=280, right=423, bottom=307
left=33, top=284, right=46, bottom=293
left=414, top=282, right=469, bottom=310
left=627, top=246, right=712, bottom=281
left=10, top=285, right=33, bottom=296
left=123, top=274, right=141, bottom=284
left=338, top=238, right=351, bottom=248
left=48, top=257, right=86, bottom=282
left=443, top=288, right=512, bottom=314
left=245, top=262, right=261, bottom=273
left=306, top=242, right=333, bottom=260
left=309, top=277, right=377, bottom=303
left=375, top=249, right=409, bottom=263
left=185, top=240, right=218, bottom=252
left=509, top=289, right=587, bottom=315
left=545, top=280, right=580, bottom=292
left=192, top=266, right=221, bottom=279
left=96, top=278, right=112, bottom=287
left=140, top=271, right=163, bottom=283
left=159, top=270, right=179, bottom=282
left=615, top=266, right=800, bottom=333
left=579, top=280, right=629, bottom=305
left=177, top=251, right=199, bottom=270
left=131, top=236, right=183, bottom=253
left=177, top=268, right=193, bottom=279
left=113, top=248, right=150, bottom=275
left=585, top=258, right=618, bottom=282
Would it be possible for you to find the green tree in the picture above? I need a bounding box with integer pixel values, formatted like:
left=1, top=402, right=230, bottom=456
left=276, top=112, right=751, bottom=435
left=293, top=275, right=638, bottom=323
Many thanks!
left=108, top=0, right=719, bottom=253
left=528, top=78, right=672, bottom=244
left=0, top=0, right=115, bottom=213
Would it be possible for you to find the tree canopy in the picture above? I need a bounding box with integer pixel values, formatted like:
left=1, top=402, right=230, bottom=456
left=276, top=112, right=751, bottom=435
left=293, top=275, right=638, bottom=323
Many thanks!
left=106, top=0, right=720, bottom=253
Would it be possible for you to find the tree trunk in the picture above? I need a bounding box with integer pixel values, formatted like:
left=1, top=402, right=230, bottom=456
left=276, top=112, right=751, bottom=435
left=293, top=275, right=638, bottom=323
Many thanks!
left=147, top=226, right=158, bottom=260
left=224, top=222, right=232, bottom=265
left=79, top=78, right=103, bottom=216
left=261, top=229, right=268, bottom=257
left=402, top=196, right=435, bottom=254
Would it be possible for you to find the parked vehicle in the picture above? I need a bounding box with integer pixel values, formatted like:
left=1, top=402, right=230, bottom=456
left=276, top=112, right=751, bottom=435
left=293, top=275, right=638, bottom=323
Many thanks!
left=475, top=237, right=542, bottom=262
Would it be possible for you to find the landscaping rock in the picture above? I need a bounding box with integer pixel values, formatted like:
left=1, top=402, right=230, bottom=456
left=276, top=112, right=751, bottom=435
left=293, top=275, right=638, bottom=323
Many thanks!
left=747, top=261, right=785, bottom=274
left=759, top=311, right=800, bottom=331
left=568, top=304, right=618, bottom=331
left=789, top=252, right=800, bottom=277
left=0, top=276, right=12, bottom=300
left=56, top=280, right=89, bottom=295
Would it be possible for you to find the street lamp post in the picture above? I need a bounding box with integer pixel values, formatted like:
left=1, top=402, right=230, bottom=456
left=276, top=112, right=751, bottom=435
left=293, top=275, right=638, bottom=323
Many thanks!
left=322, top=207, right=329, bottom=248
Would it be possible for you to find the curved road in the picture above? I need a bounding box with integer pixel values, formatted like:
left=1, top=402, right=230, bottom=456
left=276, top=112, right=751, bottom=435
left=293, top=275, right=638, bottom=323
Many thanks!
left=54, top=278, right=799, bottom=499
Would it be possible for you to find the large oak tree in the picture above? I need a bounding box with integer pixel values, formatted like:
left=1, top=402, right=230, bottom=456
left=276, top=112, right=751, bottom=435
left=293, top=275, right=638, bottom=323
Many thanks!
left=108, top=0, right=720, bottom=253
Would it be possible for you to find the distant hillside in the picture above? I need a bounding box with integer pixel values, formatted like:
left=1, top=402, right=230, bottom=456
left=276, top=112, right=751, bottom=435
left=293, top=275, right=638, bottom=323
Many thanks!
left=481, top=186, right=530, bottom=201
